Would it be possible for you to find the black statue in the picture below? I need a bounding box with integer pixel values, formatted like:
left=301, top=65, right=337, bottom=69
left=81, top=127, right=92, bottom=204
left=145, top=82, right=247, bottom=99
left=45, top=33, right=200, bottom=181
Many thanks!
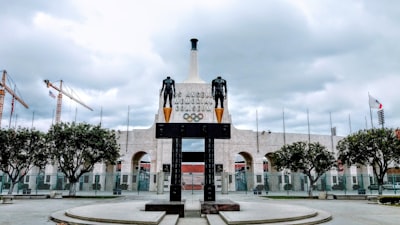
left=211, top=76, right=227, bottom=108
left=160, top=76, right=175, bottom=107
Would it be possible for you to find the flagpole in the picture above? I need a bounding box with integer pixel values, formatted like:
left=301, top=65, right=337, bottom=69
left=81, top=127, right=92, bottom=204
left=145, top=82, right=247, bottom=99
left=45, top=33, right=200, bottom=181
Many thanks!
left=126, top=105, right=130, bottom=153
left=256, top=109, right=259, bottom=153
left=31, top=111, right=35, bottom=129
left=282, top=108, right=286, bottom=145
left=368, top=93, right=374, bottom=129
left=307, top=108, right=311, bottom=144
left=99, top=106, right=103, bottom=127
left=330, top=112, right=334, bottom=151
left=74, top=107, right=77, bottom=123
left=348, top=114, right=352, bottom=134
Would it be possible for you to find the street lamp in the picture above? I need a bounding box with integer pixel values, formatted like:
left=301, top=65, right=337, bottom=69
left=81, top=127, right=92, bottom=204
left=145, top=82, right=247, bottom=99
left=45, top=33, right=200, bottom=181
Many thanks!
left=190, top=172, right=194, bottom=194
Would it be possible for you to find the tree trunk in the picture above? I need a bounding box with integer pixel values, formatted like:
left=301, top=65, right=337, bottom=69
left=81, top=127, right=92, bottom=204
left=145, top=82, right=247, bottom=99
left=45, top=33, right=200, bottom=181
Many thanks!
left=7, top=182, right=17, bottom=195
left=69, top=182, right=77, bottom=196
left=308, top=181, right=314, bottom=197
left=377, top=178, right=384, bottom=195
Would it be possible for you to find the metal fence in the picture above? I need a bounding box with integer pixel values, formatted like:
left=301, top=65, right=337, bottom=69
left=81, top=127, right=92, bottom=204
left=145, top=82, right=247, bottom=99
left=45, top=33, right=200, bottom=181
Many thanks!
left=1, top=171, right=399, bottom=195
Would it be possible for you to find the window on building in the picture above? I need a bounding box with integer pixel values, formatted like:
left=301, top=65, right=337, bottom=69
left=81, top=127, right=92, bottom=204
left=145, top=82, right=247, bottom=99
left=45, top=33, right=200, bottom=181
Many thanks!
left=25, top=175, right=30, bottom=183
left=84, top=175, right=89, bottom=183
left=122, top=175, right=128, bottom=183
left=257, top=175, right=262, bottom=183
left=352, top=176, right=357, bottom=184
left=46, top=175, right=51, bottom=183
left=95, top=175, right=100, bottom=183
left=333, top=176, right=337, bottom=184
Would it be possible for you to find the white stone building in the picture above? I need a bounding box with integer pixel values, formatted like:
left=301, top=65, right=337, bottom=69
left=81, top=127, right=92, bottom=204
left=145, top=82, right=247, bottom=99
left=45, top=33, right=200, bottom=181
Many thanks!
left=2, top=39, right=378, bottom=194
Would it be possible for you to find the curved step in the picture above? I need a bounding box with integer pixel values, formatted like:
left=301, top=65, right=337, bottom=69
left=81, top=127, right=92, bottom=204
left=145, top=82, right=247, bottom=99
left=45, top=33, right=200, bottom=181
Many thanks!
left=51, top=210, right=179, bottom=225
left=207, top=209, right=331, bottom=225
left=210, top=202, right=332, bottom=225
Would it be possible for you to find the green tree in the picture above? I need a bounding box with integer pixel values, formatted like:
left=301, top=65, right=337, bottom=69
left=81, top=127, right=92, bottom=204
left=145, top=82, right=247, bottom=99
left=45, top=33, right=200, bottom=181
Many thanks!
left=0, top=128, right=48, bottom=195
left=337, top=128, right=400, bottom=195
left=46, top=122, right=120, bottom=196
left=273, top=141, right=335, bottom=197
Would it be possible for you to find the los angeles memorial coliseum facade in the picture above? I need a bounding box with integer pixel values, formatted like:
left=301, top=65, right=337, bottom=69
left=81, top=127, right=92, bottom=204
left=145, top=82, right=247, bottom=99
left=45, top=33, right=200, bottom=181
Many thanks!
left=32, top=39, right=377, bottom=194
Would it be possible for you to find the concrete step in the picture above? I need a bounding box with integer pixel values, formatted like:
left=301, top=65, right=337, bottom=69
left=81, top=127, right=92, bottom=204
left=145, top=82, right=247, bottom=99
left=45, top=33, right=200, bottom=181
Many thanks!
left=160, top=214, right=179, bottom=225
left=184, top=199, right=201, bottom=217
left=206, top=214, right=227, bottom=225
left=50, top=210, right=116, bottom=225
left=206, top=209, right=332, bottom=225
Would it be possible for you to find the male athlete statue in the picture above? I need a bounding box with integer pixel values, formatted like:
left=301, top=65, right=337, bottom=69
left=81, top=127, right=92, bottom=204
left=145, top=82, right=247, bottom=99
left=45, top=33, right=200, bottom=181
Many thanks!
left=160, top=76, right=175, bottom=107
left=211, top=76, right=227, bottom=108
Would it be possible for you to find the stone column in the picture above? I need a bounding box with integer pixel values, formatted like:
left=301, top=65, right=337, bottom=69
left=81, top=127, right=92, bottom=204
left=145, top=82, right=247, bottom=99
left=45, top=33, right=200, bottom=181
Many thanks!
left=204, top=138, right=216, bottom=201
left=157, top=171, right=164, bottom=194
left=221, top=171, right=229, bottom=194
left=170, top=138, right=182, bottom=201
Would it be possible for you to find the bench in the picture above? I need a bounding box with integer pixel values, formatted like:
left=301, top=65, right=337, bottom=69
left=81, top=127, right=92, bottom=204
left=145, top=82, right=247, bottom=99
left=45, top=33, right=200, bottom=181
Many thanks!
left=2, top=195, right=14, bottom=204
left=253, top=185, right=265, bottom=195
left=49, top=191, right=63, bottom=199
left=113, top=188, right=122, bottom=195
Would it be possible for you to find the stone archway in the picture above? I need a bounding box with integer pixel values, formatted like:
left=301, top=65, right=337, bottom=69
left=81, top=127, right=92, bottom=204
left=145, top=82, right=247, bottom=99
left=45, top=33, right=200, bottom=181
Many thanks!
left=131, top=151, right=151, bottom=191
left=234, top=152, right=254, bottom=191
left=264, top=152, right=280, bottom=191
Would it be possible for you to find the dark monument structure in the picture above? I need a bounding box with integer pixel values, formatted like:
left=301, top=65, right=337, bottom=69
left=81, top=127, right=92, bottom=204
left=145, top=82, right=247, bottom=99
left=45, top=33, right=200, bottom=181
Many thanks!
left=146, top=73, right=238, bottom=217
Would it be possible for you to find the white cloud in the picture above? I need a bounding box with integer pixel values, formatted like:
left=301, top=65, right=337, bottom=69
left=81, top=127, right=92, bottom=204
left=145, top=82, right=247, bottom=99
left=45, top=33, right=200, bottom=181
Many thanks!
left=1, top=0, right=399, bottom=137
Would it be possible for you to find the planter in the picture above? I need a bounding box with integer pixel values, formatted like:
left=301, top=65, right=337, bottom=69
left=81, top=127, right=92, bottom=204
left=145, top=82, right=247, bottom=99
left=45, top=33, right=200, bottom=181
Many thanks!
left=113, top=189, right=122, bottom=195
left=318, top=192, right=327, bottom=200
left=22, top=188, right=31, bottom=194
left=2, top=195, right=14, bottom=204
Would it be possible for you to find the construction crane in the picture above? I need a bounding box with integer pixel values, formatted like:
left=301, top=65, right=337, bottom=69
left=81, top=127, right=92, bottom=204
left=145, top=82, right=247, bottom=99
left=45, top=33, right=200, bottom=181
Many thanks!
left=44, top=79, right=93, bottom=123
left=0, top=70, right=29, bottom=128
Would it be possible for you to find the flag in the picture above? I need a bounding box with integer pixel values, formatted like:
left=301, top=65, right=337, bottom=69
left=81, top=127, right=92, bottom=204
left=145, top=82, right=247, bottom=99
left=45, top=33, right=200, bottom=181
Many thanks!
left=369, top=94, right=383, bottom=109
left=49, top=90, right=56, bottom=99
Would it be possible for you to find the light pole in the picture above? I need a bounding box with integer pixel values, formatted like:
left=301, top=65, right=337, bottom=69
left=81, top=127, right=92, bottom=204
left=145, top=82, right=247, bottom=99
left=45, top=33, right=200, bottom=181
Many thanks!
left=284, top=170, right=291, bottom=195
left=190, top=172, right=194, bottom=194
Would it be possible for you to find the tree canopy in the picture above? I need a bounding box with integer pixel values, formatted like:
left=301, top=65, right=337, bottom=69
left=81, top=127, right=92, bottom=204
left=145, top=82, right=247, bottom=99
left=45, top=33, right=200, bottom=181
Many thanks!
left=273, top=141, right=336, bottom=196
left=337, top=128, right=400, bottom=194
left=46, top=122, right=120, bottom=196
left=0, top=128, right=48, bottom=194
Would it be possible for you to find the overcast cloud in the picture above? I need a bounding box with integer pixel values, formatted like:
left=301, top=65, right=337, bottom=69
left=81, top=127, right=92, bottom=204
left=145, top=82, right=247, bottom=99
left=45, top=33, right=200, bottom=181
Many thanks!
left=1, top=0, right=399, bottom=136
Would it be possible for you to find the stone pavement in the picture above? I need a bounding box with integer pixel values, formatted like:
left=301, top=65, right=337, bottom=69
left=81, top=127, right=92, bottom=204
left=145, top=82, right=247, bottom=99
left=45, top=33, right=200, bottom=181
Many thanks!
left=1, top=191, right=399, bottom=225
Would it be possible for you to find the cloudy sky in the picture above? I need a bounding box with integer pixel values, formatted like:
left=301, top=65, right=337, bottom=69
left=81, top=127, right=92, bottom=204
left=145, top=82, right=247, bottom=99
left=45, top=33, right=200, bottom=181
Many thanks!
left=1, top=0, right=399, bottom=137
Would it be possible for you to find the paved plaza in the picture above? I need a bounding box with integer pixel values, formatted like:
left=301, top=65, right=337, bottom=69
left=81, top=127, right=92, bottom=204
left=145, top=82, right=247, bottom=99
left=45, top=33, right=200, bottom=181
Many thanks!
left=1, top=191, right=400, bottom=225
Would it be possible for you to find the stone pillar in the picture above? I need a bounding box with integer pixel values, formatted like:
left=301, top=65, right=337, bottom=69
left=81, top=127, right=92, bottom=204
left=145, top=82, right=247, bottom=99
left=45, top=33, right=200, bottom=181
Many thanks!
left=157, top=171, right=164, bottom=194
left=204, top=138, right=216, bottom=201
left=357, top=165, right=369, bottom=189
left=221, top=171, right=229, bottom=194
left=170, top=138, right=182, bottom=201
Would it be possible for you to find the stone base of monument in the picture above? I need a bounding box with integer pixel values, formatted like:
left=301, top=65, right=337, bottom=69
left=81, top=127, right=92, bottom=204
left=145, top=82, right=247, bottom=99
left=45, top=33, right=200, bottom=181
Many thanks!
left=145, top=200, right=185, bottom=217
left=201, top=199, right=240, bottom=214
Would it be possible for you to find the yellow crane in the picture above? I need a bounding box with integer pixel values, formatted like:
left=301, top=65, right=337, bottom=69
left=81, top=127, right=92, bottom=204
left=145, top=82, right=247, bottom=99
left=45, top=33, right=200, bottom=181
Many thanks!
left=0, top=70, right=29, bottom=128
left=44, top=79, right=93, bottom=123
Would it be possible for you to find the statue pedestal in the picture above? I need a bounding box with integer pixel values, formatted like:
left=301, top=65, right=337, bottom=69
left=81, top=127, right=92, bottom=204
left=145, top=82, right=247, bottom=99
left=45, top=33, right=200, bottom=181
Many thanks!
left=163, top=107, right=172, bottom=123
left=215, top=108, right=224, bottom=123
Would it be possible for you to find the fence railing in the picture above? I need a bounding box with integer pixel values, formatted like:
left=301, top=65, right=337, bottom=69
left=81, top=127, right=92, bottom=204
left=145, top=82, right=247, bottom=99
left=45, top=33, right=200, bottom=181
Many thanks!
left=1, top=172, right=399, bottom=195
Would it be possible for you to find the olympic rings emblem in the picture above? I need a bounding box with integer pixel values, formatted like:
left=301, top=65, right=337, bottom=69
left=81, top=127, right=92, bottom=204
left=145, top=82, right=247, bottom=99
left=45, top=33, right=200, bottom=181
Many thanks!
left=183, top=113, right=204, bottom=122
